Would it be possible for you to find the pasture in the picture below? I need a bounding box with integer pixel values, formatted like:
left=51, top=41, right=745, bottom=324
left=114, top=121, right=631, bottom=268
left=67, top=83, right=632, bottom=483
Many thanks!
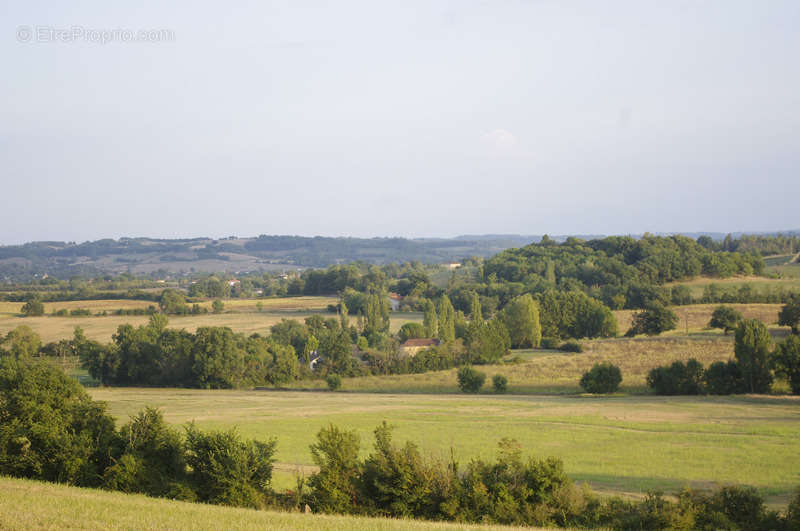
left=0, top=476, right=529, bottom=531
left=90, top=388, right=800, bottom=506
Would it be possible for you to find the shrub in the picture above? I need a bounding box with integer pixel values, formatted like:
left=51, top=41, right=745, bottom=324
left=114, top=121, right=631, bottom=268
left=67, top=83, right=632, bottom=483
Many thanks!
left=492, top=374, right=508, bottom=393
left=184, top=423, right=276, bottom=508
left=211, top=299, right=224, bottom=314
left=558, top=341, right=583, bottom=353
left=704, top=360, right=746, bottom=395
left=457, top=366, right=486, bottom=393
left=326, top=373, right=342, bottom=391
left=0, top=359, right=119, bottom=486
left=20, top=300, right=44, bottom=317
left=646, top=359, right=704, bottom=395
left=307, top=424, right=361, bottom=514
left=540, top=337, right=560, bottom=349
left=580, top=363, right=622, bottom=394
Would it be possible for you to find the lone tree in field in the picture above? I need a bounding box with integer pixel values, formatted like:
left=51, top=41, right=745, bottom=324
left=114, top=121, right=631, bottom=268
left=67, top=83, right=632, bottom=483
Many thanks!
left=625, top=303, right=678, bottom=337
left=580, top=363, right=622, bottom=394
left=734, top=319, right=773, bottom=394
left=20, top=299, right=44, bottom=317
left=457, top=366, right=486, bottom=393
left=709, top=305, right=742, bottom=335
left=778, top=295, right=800, bottom=334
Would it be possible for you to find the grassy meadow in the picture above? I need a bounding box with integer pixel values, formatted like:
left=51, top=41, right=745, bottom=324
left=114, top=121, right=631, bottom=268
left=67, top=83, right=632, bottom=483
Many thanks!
left=89, top=388, right=800, bottom=506
left=0, top=476, right=533, bottom=531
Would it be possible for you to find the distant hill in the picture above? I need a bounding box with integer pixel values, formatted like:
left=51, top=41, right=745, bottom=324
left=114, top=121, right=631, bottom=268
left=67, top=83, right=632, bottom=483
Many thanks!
left=0, top=235, right=537, bottom=280
left=1, top=230, right=797, bottom=281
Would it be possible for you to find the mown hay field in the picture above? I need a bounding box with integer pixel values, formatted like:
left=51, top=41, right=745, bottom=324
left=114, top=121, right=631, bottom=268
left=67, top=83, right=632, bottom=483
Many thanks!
left=0, top=299, right=420, bottom=344
left=0, top=476, right=532, bottom=531
left=90, top=388, right=800, bottom=506
left=666, top=275, right=800, bottom=298
left=612, top=303, right=784, bottom=334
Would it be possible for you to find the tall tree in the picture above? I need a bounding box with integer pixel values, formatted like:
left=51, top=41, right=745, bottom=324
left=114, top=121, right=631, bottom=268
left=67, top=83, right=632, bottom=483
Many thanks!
left=438, top=295, right=455, bottom=343
left=470, top=292, right=483, bottom=322
left=339, top=301, right=350, bottom=330
left=778, top=295, right=800, bottom=334
left=734, top=319, right=773, bottom=394
left=423, top=299, right=438, bottom=338
left=499, top=294, right=542, bottom=348
left=2, top=326, right=42, bottom=360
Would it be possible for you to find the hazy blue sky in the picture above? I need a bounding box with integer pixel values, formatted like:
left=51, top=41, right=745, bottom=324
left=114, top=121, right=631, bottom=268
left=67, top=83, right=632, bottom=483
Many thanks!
left=1, top=1, right=798, bottom=244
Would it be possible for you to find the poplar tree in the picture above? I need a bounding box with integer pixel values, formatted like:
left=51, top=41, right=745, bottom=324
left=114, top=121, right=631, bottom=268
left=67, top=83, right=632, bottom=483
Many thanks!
left=438, top=295, right=455, bottom=343
left=423, top=299, right=438, bottom=338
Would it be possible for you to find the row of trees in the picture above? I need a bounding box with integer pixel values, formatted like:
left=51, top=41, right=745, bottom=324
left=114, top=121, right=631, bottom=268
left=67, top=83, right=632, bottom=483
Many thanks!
left=72, top=316, right=299, bottom=388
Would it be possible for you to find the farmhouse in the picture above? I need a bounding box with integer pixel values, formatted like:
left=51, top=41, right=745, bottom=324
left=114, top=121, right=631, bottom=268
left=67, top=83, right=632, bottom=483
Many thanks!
left=387, top=292, right=403, bottom=311
left=398, top=338, right=440, bottom=358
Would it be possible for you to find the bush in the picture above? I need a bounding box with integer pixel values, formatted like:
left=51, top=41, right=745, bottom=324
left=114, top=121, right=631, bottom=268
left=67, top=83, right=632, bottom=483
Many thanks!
left=580, top=363, right=622, bottom=394
left=492, top=374, right=508, bottom=393
left=457, top=366, right=486, bottom=393
left=20, top=300, right=44, bottom=317
left=211, top=299, right=224, bottom=314
left=326, top=373, right=342, bottom=391
left=184, top=423, right=276, bottom=508
left=540, top=337, right=560, bottom=349
left=704, top=360, right=746, bottom=395
left=0, top=359, right=118, bottom=486
left=558, top=341, right=583, bottom=353
left=646, top=359, right=704, bottom=395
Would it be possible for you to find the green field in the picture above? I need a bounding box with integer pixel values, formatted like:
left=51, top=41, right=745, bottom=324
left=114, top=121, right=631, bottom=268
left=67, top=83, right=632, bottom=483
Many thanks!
left=0, top=476, right=530, bottom=531
left=768, top=263, right=800, bottom=279
left=89, top=388, right=800, bottom=506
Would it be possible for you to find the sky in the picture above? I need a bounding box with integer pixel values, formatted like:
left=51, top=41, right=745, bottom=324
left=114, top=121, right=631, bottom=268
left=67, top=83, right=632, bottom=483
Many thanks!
left=1, top=1, right=798, bottom=244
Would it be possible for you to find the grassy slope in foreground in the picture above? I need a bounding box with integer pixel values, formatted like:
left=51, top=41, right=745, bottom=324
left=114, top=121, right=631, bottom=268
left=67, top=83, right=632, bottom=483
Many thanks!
left=0, top=476, right=532, bottom=531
